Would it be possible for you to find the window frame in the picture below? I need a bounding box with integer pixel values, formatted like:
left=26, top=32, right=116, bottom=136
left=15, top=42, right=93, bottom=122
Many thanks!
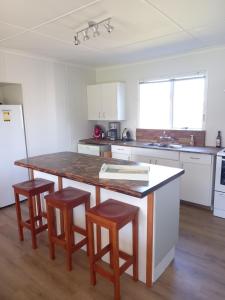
left=138, top=73, right=207, bottom=130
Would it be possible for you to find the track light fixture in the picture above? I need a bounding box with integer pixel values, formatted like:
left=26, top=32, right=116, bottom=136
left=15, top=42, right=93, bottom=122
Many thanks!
left=73, top=17, right=113, bottom=46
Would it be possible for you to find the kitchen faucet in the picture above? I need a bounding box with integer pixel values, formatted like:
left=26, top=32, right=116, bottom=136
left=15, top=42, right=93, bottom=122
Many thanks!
left=159, top=131, right=175, bottom=141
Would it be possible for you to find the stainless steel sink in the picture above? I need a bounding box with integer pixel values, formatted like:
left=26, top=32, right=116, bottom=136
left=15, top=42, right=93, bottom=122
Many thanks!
left=145, top=143, right=183, bottom=149
left=168, top=144, right=183, bottom=149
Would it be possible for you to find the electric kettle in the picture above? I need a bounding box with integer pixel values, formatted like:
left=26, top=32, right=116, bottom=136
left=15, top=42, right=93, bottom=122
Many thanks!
left=122, top=128, right=132, bottom=141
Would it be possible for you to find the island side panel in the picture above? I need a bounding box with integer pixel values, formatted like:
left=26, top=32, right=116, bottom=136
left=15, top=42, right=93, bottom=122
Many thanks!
left=153, top=178, right=180, bottom=282
left=146, top=193, right=154, bottom=287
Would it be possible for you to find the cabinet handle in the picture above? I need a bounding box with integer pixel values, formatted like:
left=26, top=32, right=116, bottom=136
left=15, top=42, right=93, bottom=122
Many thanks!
left=149, top=159, right=151, bottom=164
left=155, top=160, right=157, bottom=164
left=190, top=157, right=200, bottom=160
left=98, top=112, right=101, bottom=119
left=103, top=112, right=105, bottom=119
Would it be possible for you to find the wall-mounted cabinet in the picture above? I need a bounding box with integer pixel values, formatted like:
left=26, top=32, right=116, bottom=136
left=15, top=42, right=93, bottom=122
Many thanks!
left=87, top=82, right=125, bottom=121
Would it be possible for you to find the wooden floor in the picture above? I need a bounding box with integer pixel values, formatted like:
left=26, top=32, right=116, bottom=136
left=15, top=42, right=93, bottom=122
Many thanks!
left=1, top=202, right=225, bottom=300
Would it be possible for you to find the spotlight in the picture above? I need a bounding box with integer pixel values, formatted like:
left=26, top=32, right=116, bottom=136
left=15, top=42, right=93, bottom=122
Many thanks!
left=92, top=24, right=100, bottom=37
left=83, top=30, right=89, bottom=41
left=74, top=18, right=113, bottom=45
left=104, top=20, right=114, bottom=33
left=74, top=35, right=80, bottom=46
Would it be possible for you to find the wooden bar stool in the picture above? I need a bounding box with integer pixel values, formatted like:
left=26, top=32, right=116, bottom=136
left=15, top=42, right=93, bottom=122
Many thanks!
left=13, top=178, right=54, bottom=249
left=45, top=187, right=90, bottom=271
left=86, top=199, right=139, bottom=300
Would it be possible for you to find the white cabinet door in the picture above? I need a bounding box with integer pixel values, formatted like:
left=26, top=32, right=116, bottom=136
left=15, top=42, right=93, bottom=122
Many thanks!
left=78, top=144, right=100, bottom=156
left=155, top=158, right=180, bottom=168
left=102, top=83, right=118, bottom=120
left=131, top=154, right=155, bottom=164
left=111, top=145, right=131, bottom=160
left=180, top=162, right=212, bottom=206
left=87, top=83, right=125, bottom=121
left=87, top=85, right=102, bottom=120
left=112, top=153, right=130, bottom=160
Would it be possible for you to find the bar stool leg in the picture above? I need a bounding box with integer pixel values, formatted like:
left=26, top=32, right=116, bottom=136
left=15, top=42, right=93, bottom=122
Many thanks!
left=109, top=233, right=113, bottom=268
left=47, top=205, right=56, bottom=260
left=85, top=201, right=90, bottom=256
left=87, top=219, right=96, bottom=285
left=111, top=226, right=120, bottom=300
left=132, top=213, right=138, bottom=281
left=64, top=207, right=74, bottom=271
left=36, top=194, right=43, bottom=227
left=14, top=192, right=24, bottom=241
left=28, top=196, right=37, bottom=249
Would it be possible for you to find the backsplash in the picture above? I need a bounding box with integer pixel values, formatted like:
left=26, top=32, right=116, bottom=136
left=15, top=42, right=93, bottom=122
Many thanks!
left=136, top=129, right=206, bottom=146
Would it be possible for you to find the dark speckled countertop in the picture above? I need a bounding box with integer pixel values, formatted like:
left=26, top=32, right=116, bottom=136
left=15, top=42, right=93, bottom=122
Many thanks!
left=79, top=138, right=221, bottom=155
left=15, top=152, right=184, bottom=198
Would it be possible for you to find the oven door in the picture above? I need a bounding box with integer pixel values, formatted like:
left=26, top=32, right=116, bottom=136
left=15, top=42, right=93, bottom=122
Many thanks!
left=215, top=156, right=225, bottom=192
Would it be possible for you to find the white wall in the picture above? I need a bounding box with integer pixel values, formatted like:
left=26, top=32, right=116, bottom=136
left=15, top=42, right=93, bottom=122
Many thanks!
left=0, top=49, right=95, bottom=156
left=96, top=46, right=225, bottom=147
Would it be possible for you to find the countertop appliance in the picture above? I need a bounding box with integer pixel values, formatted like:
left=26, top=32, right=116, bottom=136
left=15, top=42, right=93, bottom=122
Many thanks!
left=214, top=148, right=225, bottom=218
left=0, top=105, right=28, bottom=207
left=108, top=122, right=120, bottom=140
left=107, top=128, right=117, bottom=141
left=122, top=128, right=132, bottom=141
left=93, top=125, right=102, bottom=139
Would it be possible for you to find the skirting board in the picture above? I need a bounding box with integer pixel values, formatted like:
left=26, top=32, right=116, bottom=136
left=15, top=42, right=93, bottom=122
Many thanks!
left=153, top=247, right=175, bottom=282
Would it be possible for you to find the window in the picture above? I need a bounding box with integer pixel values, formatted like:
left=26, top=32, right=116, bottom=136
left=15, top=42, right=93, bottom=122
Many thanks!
left=139, top=75, right=206, bottom=129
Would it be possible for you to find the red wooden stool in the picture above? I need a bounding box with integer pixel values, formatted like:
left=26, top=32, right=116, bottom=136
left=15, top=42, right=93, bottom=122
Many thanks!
left=13, top=178, right=54, bottom=249
left=86, top=199, right=139, bottom=300
left=45, top=187, right=90, bottom=271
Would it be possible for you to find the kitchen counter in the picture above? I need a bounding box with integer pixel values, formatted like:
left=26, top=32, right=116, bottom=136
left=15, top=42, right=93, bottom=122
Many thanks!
left=15, top=152, right=184, bottom=198
left=79, top=138, right=221, bottom=155
left=15, top=151, right=184, bottom=287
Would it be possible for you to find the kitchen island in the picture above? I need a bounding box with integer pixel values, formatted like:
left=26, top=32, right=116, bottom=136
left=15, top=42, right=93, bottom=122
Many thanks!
left=15, top=151, right=184, bottom=287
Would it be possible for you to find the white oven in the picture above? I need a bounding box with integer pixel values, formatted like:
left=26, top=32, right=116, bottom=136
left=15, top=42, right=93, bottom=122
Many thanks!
left=214, top=149, right=225, bottom=218
left=215, top=154, right=225, bottom=192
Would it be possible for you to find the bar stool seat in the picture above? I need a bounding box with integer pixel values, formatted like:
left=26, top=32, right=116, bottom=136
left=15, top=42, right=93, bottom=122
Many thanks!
left=86, top=199, right=139, bottom=300
left=13, top=178, right=54, bottom=249
left=88, top=199, right=138, bottom=228
left=45, top=187, right=90, bottom=271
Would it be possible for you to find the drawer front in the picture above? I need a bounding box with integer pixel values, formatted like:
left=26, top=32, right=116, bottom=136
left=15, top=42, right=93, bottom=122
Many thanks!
left=78, top=144, right=100, bottom=156
left=111, top=145, right=131, bottom=154
left=131, top=147, right=179, bottom=160
left=180, top=152, right=212, bottom=165
left=112, top=153, right=130, bottom=161
left=214, top=192, right=225, bottom=210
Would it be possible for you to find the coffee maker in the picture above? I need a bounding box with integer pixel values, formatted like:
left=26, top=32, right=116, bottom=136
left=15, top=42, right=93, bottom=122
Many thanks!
left=107, top=122, right=121, bottom=140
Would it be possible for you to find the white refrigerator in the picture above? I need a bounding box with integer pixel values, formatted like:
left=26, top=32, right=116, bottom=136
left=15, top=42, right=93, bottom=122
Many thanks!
left=0, top=105, right=29, bottom=207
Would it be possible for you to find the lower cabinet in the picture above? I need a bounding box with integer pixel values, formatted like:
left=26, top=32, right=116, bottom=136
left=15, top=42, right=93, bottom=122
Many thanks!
left=111, top=145, right=131, bottom=161
left=155, top=158, right=180, bottom=168
left=130, top=154, right=153, bottom=164
left=111, top=145, right=215, bottom=208
left=180, top=152, right=214, bottom=207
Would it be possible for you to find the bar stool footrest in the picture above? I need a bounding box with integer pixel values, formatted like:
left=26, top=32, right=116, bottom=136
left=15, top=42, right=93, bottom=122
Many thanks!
left=94, top=243, right=111, bottom=263
left=94, top=263, right=114, bottom=283
left=72, top=237, right=88, bottom=252
left=21, top=220, right=48, bottom=233
left=51, top=235, right=66, bottom=247
left=72, top=224, right=87, bottom=236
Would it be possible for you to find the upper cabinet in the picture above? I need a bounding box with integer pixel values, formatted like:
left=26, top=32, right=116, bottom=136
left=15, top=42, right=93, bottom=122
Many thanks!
left=87, top=82, right=125, bottom=121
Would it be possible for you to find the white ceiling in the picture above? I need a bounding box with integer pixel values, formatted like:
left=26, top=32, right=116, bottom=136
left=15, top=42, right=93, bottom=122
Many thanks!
left=0, top=0, right=225, bottom=67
